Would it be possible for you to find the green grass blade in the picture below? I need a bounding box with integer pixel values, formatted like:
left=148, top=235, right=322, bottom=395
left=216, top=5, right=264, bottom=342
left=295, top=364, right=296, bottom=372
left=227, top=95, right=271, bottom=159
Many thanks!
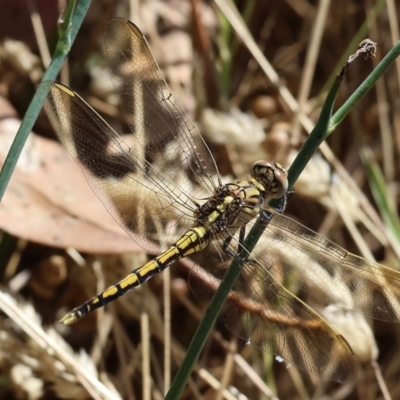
left=320, top=0, right=386, bottom=95
left=165, top=64, right=343, bottom=400
left=328, top=40, right=400, bottom=134
left=361, top=149, right=400, bottom=243
left=165, top=40, right=400, bottom=399
left=0, top=0, right=91, bottom=202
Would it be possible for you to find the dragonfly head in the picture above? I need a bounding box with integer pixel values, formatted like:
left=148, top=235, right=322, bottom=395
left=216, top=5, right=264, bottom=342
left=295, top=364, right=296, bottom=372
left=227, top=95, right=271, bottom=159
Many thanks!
left=250, top=161, right=288, bottom=199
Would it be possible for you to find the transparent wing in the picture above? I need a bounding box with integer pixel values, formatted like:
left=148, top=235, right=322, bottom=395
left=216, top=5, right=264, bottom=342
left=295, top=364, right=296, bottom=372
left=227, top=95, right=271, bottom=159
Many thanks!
left=262, top=213, right=400, bottom=321
left=38, top=19, right=221, bottom=253
left=103, top=18, right=220, bottom=196
left=189, top=212, right=400, bottom=381
left=38, top=19, right=219, bottom=253
left=190, top=260, right=355, bottom=382
left=39, top=82, right=199, bottom=253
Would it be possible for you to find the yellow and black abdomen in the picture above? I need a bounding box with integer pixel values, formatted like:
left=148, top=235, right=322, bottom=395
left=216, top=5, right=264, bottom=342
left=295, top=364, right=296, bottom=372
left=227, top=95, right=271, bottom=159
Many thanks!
left=60, top=227, right=211, bottom=324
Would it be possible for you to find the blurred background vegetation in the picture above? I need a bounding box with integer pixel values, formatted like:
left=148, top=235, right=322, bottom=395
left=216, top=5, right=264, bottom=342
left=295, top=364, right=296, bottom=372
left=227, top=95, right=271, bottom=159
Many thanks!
left=0, top=0, right=400, bottom=399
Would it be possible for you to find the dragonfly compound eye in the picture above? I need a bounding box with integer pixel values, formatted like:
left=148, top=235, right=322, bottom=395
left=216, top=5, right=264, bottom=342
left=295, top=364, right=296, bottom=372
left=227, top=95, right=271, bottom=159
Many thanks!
left=250, top=160, right=288, bottom=199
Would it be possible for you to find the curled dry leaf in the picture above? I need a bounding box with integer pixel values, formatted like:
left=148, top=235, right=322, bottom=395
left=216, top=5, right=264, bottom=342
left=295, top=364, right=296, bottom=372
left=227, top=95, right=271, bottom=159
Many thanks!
left=0, top=116, right=148, bottom=254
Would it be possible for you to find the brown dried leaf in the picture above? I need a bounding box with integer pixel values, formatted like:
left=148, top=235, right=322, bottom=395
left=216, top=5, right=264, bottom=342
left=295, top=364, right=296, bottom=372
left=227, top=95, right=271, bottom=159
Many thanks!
left=0, top=116, right=151, bottom=254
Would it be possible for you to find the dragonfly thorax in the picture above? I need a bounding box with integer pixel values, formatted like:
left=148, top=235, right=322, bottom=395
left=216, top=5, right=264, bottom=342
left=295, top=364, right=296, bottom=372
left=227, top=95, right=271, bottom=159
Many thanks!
left=250, top=161, right=288, bottom=199
left=193, top=161, right=288, bottom=236
left=194, top=181, right=264, bottom=235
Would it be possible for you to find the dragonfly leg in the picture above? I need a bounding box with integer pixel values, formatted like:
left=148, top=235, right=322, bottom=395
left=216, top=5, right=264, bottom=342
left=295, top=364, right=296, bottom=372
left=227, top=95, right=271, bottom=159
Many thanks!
left=221, top=226, right=246, bottom=258
left=260, top=190, right=294, bottom=222
left=274, top=191, right=293, bottom=214
left=221, top=234, right=236, bottom=257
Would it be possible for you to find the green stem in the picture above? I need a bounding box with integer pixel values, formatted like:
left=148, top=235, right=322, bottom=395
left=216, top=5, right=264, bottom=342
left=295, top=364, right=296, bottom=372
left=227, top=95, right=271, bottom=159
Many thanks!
left=0, top=0, right=91, bottom=201
left=320, top=0, right=386, bottom=95
left=165, top=40, right=400, bottom=400
left=165, top=66, right=342, bottom=400
left=328, top=40, right=400, bottom=134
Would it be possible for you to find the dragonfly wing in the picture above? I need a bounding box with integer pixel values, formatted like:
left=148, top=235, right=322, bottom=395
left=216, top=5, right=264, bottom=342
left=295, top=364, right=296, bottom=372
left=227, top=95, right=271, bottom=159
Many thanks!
left=103, top=18, right=220, bottom=196
left=191, top=215, right=400, bottom=381
left=188, top=210, right=400, bottom=378
left=39, top=82, right=198, bottom=253
left=188, top=229, right=356, bottom=382
left=263, top=213, right=400, bottom=322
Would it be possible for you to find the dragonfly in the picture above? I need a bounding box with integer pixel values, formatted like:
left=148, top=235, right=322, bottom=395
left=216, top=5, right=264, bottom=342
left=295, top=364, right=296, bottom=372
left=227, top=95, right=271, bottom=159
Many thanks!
left=39, top=18, right=400, bottom=382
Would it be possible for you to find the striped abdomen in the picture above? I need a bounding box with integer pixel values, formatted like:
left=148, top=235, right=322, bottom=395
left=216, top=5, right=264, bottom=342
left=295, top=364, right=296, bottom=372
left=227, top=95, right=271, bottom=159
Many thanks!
left=60, top=227, right=211, bottom=324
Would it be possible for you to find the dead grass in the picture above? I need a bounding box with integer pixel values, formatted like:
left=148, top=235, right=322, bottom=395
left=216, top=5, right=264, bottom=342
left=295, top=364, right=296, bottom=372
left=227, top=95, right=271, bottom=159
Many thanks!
left=0, top=0, right=400, bottom=399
